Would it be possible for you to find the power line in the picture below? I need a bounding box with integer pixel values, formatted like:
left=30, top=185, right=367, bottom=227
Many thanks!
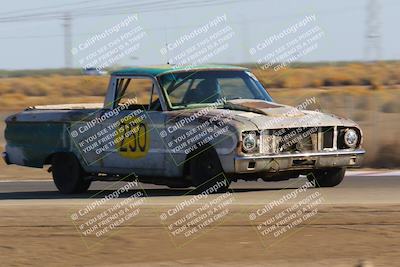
left=0, top=0, right=161, bottom=22
left=0, top=0, right=249, bottom=68
left=0, top=0, right=248, bottom=23
left=0, top=3, right=374, bottom=40
left=0, top=0, right=126, bottom=16
left=71, top=0, right=237, bottom=16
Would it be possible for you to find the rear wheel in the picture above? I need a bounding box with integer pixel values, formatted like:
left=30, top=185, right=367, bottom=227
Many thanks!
left=51, top=153, right=91, bottom=194
left=189, top=147, right=230, bottom=193
left=307, top=168, right=346, bottom=187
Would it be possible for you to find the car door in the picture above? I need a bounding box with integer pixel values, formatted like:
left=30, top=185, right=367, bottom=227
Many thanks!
left=99, top=76, right=166, bottom=176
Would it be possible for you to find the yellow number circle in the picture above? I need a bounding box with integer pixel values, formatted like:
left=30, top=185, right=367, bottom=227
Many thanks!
left=115, top=116, right=150, bottom=159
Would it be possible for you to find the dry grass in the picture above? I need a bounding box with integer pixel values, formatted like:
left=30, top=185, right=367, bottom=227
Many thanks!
left=252, top=62, right=400, bottom=89
left=0, top=75, right=108, bottom=108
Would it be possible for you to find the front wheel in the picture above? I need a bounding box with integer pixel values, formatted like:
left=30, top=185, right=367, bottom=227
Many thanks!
left=189, top=147, right=231, bottom=193
left=307, top=168, right=346, bottom=188
left=51, top=153, right=91, bottom=194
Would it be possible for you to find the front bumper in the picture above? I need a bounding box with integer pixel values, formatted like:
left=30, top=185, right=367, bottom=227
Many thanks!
left=234, top=149, right=365, bottom=173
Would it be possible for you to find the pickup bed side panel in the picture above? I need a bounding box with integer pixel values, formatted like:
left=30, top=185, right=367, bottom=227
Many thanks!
left=5, top=121, right=71, bottom=167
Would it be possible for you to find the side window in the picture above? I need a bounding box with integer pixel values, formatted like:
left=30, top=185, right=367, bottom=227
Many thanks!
left=115, top=78, right=157, bottom=110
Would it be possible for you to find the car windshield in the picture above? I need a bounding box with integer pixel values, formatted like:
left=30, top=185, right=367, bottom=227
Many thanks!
left=158, top=70, right=273, bottom=109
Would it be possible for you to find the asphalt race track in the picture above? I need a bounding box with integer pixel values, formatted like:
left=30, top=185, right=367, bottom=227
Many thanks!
left=0, top=173, right=399, bottom=204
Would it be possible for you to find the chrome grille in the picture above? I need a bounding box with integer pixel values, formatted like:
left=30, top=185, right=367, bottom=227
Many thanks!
left=260, top=130, right=276, bottom=154
left=260, top=127, right=324, bottom=154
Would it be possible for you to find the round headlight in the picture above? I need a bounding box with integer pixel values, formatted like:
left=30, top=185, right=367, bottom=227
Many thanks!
left=243, top=133, right=257, bottom=152
left=344, top=129, right=358, bottom=148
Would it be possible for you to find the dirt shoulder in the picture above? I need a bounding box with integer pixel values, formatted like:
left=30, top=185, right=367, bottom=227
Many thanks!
left=0, top=203, right=399, bottom=267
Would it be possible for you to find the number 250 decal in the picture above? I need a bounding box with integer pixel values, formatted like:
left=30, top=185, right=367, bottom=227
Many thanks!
left=115, top=117, right=150, bottom=159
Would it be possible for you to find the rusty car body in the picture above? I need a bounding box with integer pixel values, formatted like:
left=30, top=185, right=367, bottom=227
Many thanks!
left=2, top=65, right=365, bottom=193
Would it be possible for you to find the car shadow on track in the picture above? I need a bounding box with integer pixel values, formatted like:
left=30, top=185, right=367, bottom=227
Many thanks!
left=0, top=187, right=303, bottom=200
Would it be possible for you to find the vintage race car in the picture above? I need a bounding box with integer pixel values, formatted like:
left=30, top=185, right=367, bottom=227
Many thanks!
left=3, top=65, right=365, bottom=193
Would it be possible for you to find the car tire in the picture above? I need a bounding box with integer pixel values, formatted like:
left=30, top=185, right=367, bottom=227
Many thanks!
left=307, top=168, right=346, bottom=187
left=51, top=153, right=91, bottom=194
left=189, top=147, right=230, bottom=193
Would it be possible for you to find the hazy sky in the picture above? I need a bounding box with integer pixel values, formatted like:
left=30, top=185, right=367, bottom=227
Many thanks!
left=0, top=0, right=399, bottom=70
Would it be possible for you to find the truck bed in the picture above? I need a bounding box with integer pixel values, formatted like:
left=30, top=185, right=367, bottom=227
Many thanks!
left=4, top=105, right=101, bottom=168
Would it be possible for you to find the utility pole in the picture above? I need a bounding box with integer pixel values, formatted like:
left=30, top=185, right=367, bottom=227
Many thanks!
left=365, top=0, right=381, bottom=62
left=62, top=12, right=72, bottom=68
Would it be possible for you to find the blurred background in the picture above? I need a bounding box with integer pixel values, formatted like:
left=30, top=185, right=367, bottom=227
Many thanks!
left=0, top=0, right=399, bottom=176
